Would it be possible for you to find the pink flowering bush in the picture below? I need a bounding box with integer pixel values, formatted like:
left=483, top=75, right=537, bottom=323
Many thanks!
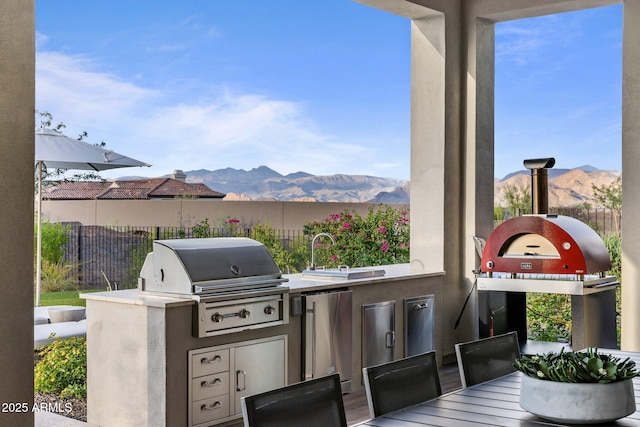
left=303, top=205, right=410, bottom=268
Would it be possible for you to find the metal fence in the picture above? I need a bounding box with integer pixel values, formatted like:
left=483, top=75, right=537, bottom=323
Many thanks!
left=498, top=207, right=620, bottom=236
left=61, top=225, right=307, bottom=290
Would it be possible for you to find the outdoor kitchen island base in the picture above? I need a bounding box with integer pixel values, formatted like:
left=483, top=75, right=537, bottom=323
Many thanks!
left=82, top=264, right=444, bottom=427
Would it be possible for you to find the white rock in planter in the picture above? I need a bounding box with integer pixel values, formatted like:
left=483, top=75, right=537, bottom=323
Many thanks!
left=519, top=374, right=636, bottom=424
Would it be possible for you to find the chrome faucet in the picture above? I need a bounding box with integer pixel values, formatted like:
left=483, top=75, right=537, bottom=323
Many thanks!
left=309, top=232, right=336, bottom=270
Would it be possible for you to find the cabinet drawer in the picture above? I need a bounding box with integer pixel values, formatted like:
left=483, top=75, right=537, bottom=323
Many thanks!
left=192, top=394, right=230, bottom=425
left=192, top=372, right=229, bottom=401
left=192, top=349, right=230, bottom=377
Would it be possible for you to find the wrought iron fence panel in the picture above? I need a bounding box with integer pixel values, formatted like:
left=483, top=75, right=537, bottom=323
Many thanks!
left=495, top=208, right=620, bottom=237
left=60, top=225, right=309, bottom=290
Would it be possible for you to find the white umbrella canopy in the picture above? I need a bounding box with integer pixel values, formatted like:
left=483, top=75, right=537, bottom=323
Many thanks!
left=34, top=128, right=151, bottom=306
left=36, top=127, right=150, bottom=171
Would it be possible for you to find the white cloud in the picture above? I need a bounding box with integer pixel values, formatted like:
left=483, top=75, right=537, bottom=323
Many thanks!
left=35, top=49, right=397, bottom=179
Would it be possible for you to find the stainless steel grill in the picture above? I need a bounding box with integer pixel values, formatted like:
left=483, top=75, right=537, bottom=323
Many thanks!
left=138, top=237, right=289, bottom=337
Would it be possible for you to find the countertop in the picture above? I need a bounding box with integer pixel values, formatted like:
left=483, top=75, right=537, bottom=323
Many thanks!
left=81, top=263, right=444, bottom=307
left=284, top=263, right=443, bottom=293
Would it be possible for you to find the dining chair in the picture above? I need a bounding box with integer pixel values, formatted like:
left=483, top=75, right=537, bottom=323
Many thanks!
left=362, top=350, right=442, bottom=418
left=455, top=331, right=520, bottom=388
left=240, top=373, right=347, bottom=427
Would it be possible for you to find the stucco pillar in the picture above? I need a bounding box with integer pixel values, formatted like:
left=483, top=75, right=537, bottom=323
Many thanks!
left=459, top=16, right=496, bottom=343
left=621, top=0, right=640, bottom=351
left=0, top=1, right=35, bottom=426
left=409, top=14, right=446, bottom=274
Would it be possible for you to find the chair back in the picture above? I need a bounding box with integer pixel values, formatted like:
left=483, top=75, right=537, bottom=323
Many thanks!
left=362, top=350, right=441, bottom=418
left=241, top=373, right=347, bottom=427
left=455, top=331, right=520, bottom=388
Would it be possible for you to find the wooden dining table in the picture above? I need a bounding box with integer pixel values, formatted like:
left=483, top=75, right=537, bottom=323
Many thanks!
left=355, top=349, right=640, bottom=426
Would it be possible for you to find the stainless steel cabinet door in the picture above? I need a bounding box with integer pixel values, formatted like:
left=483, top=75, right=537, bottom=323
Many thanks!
left=233, top=337, right=286, bottom=415
left=404, top=295, right=434, bottom=357
left=303, top=291, right=353, bottom=383
left=362, top=301, right=395, bottom=368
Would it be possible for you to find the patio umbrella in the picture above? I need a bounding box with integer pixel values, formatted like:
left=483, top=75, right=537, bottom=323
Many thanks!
left=34, top=128, right=151, bottom=306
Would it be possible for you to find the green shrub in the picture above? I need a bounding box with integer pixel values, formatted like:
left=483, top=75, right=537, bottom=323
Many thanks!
left=303, top=205, right=410, bottom=268
left=36, top=221, right=70, bottom=264
left=192, top=218, right=212, bottom=238
left=40, top=260, right=80, bottom=292
left=34, top=337, right=87, bottom=399
left=250, top=223, right=306, bottom=273
left=602, top=233, right=621, bottom=280
left=527, top=293, right=571, bottom=343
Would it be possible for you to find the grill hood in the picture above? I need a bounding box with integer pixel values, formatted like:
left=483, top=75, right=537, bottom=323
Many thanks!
left=138, top=237, right=287, bottom=297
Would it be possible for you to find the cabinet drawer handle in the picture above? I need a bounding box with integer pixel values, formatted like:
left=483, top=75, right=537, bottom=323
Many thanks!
left=201, top=355, right=222, bottom=364
left=201, top=401, right=222, bottom=411
left=201, top=378, right=222, bottom=387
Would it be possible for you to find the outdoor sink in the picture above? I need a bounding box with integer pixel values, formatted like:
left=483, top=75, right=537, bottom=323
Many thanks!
left=301, top=267, right=386, bottom=280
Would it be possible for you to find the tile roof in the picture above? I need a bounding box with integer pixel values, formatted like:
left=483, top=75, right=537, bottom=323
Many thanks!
left=42, top=178, right=225, bottom=200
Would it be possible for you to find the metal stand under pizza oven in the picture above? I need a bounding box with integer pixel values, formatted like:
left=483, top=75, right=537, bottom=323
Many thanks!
left=477, top=276, right=619, bottom=351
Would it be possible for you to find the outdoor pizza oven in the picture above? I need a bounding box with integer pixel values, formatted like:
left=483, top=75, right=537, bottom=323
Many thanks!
left=476, top=158, right=619, bottom=349
left=138, top=237, right=289, bottom=337
left=479, top=214, right=615, bottom=292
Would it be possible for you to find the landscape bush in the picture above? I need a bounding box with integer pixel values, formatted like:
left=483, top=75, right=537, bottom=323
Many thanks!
left=185, top=206, right=410, bottom=272
left=35, top=221, right=79, bottom=292
left=249, top=223, right=308, bottom=273
left=303, top=205, right=410, bottom=268
left=34, top=336, right=87, bottom=399
left=40, top=260, right=80, bottom=292
left=36, top=221, right=70, bottom=264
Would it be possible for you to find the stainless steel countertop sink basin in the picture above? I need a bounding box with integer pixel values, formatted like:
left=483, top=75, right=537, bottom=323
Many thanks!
left=301, top=267, right=385, bottom=280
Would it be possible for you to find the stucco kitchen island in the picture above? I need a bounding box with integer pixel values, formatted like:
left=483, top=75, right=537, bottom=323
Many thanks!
left=81, top=264, right=444, bottom=427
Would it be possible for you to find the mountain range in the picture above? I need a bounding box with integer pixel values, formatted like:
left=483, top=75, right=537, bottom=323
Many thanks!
left=165, top=165, right=619, bottom=207
left=183, top=166, right=407, bottom=203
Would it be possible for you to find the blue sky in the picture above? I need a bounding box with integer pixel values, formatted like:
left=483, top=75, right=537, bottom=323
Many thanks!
left=35, top=1, right=622, bottom=181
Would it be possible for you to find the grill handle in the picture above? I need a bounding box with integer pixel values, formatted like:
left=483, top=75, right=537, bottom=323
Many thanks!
left=194, top=277, right=288, bottom=294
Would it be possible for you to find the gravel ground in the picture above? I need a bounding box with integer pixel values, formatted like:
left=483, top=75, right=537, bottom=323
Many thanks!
left=34, top=392, right=87, bottom=422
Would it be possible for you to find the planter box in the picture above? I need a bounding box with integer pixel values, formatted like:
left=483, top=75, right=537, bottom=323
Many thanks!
left=519, top=374, right=636, bottom=424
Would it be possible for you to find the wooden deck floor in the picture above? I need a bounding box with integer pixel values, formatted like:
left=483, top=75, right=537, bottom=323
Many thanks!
left=222, top=363, right=462, bottom=427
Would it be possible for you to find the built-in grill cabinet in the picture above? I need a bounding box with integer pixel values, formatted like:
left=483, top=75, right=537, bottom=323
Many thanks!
left=138, top=237, right=289, bottom=337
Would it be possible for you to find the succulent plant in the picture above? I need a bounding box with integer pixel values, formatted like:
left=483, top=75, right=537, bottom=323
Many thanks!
left=514, top=348, right=640, bottom=383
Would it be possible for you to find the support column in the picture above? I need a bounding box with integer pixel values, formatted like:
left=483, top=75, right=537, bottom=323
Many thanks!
left=409, top=14, right=446, bottom=273
left=0, top=1, right=36, bottom=426
left=621, top=0, right=640, bottom=351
